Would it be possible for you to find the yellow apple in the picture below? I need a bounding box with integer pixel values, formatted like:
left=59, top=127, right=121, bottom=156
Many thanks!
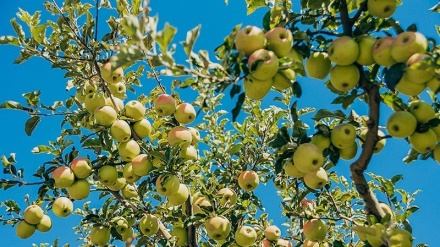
left=156, top=174, right=180, bottom=196
left=23, top=205, right=44, bottom=225
left=15, top=220, right=36, bottom=239
left=167, top=183, right=189, bottom=206
left=174, top=103, right=196, bottom=124
left=110, top=119, right=132, bottom=143
left=123, top=163, right=141, bottom=183
left=247, top=49, right=279, bottom=80
left=238, top=170, right=259, bottom=191
left=303, top=167, right=328, bottom=189
left=293, top=143, right=324, bottom=173
left=67, top=179, right=90, bottom=200
left=36, top=214, right=52, bottom=232
left=235, top=225, right=257, bottom=247
left=339, top=142, right=358, bottom=160
left=305, top=52, right=331, bottom=79
left=427, top=76, right=440, bottom=92
left=131, top=154, right=153, bottom=177
left=328, top=36, right=359, bottom=66
left=394, top=75, right=426, bottom=96
left=386, top=111, right=417, bottom=138
left=218, top=188, right=237, bottom=207
left=330, top=123, right=357, bottom=149
left=98, top=165, right=118, bottom=186
left=433, top=143, right=440, bottom=164
left=367, top=0, right=396, bottom=18
left=265, top=27, right=294, bottom=57
left=303, top=219, right=327, bottom=241
left=356, top=35, right=376, bottom=66
left=100, top=61, right=123, bottom=84
left=139, top=214, right=159, bottom=236
left=121, top=184, right=138, bottom=199
left=408, top=100, right=435, bottom=123
left=94, top=105, right=117, bottom=127
left=310, top=134, right=331, bottom=151
left=366, top=223, right=386, bottom=247
left=51, top=166, right=75, bottom=188
left=386, top=227, right=413, bottom=247
left=235, top=26, right=267, bottom=56
left=84, top=92, right=106, bottom=114
left=167, top=126, right=193, bottom=147
left=193, top=197, right=212, bottom=215
left=133, top=118, right=153, bottom=139
left=52, top=197, right=73, bottom=218
left=108, top=81, right=126, bottom=99
left=264, top=225, right=281, bottom=241
left=409, top=129, right=437, bottom=153
left=272, top=68, right=296, bottom=91
left=359, top=129, right=386, bottom=154
left=124, top=100, right=146, bottom=122
left=329, top=64, right=360, bottom=92
left=205, top=216, right=231, bottom=241
left=404, top=53, right=434, bottom=83
left=188, top=127, right=201, bottom=145
left=283, top=159, right=306, bottom=178
left=107, top=177, right=127, bottom=191
left=180, top=143, right=198, bottom=161
left=243, top=75, right=273, bottom=100
left=171, top=226, right=188, bottom=246
left=118, top=139, right=141, bottom=161
left=90, top=225, right=111, bottom=246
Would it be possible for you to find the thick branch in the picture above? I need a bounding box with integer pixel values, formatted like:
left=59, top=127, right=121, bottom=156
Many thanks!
left=185, top=191, right=197, bottom=247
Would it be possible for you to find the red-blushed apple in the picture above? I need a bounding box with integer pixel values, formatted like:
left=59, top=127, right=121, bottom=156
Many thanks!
left=305, top=52, right=331, bottom=79
left=264, top=225, right=281, bottom=241
left=118, top=139, right=141, bottom=161
left=303, top=219, right=327, bottom=241
left=70, top=158, right=92, bottom=179
left=98, top=165, right=118, bottom=186
left=100, top=61, right=123, bottom=84
left=167, top=183, right=189, bottom=206
left=131, top=154, right=153, bottom=176
left=167, top=126, right=193, bottom=146
left=52, top=197, right=73, bottom=218
left=110, top=119, right=132, bottom=143
left=205, top=216, right=231, bottom=241
left=372, top=37, right=397, bottom=67
left=265, top=27, right=294, bottom=57
left=293, top=143, right=324, bottom=173
left=329, top=64, right=360, bottom=92
left=238, top=170, right=259, bottom=191
left=367, top=0, right=396, bottom=18
left=328, top=36, right=359, bottom=66
left=391, top=31, right=428, bottom=63
left=133, top=118, right=152, bottom=139
left=243, top=75, right=273, bottom=100
left=51, top=166, right=75, bottom=188
left=94, top=105, right=117, bottom=127
left=89, top=225, right=111, bottom=246
left=174, top=102, right=196, bottom=124
left=235, top=26, right=267, bottom=56
left=23, top=205, right=44, bottom=225
left=276, top=239, right=293, bottom=247
left=156, top=174, right=180, bottom=196
left=67, top=179, right=90, bottom=200
left=125, top=100, right=146, bottom=122
left=247, top=49, right=279, bottom=80
left=154, top=94, right=176, bottom=116
left=36, top=214, right=52, bottom=232
left=139, top=214, right=159, bottom=236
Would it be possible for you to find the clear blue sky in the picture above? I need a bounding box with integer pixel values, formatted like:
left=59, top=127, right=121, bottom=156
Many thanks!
left=0, top=0, right=439, bottom=246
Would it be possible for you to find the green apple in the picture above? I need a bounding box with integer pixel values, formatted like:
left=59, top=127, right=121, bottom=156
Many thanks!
left=154, top=94, right=176, bottom=116
left=404, top=53, right=434, bottom=83
left=193, top=197, right=212, bottom=215
left=272, top=68, right=296, bottom=90
left=433, top=144, right=440, bottom=164
left=218, top=188, right=237, bottom=207
left=120, top=226, right=134, bottom=241
left=139, top=214, right=159, bottom=236
left=394, top=75, right=426, bottom=96
left=391, top=31, right=428, bottom=63
left=235, top=225, right=257, bottom=247
left=356, top=35, right=376, bottom=66
left=118, top=139, right=141, bottom=161
left=372, top=37, right=397, bottom=67
left=366, top=223, right=386, bottom=247
left=303, top=219, right=327, bottom=241
left=283, top=159, right=306, bottom=178
left=122, top=163, right=141, bottom=183
left=427, top=76, right=440, bottom=92
left=107, top=96, right=124, bottom=112
left=171, top=226, right=188, bottom=246
left=205, top=216, right=231, bottom=241
left=167, top=183, right=189, bottom=206
left=70, top=158, right=92, bottom=179
left=98, top=165, right=118, bottom=186
left=67, top=179, right=90, bottom=200
left=235, top=26, right=267, bottom=56
left=265, top=27, right=294, bottom=57
left=94, top=105, right=117, bottom=127
left=386, top=227, right=413, bottom=247
left=112, top=216, right=129, bottom=235
left=247, top=49, right=279, bottom=80
left=339, top=142, right=358, bottom=160
left=303, top=167, right=328, bottom=189
left=90, top=225, right=111, bottom=246
left=285, top=48, right=304, bottom=66
left=330, top=124, right=357, bottom=149
left=52, top=197, right=73, bottom=218
left=329, top=64, right=360, bottom=92
left=305, top=52, right=331, bottom=79
left=328, top=36, right=359, bottom=66
left=121, top=184, right=138, bottom=199
left=36, top=214, right=52, bottom=232
left=133, top=118, right=153, bottom=139
left=409, top=129, right=437, bottom=153
left=152, top=156, right=165, bottom=168
left=408, top=100, right=435, bottom=123
left=167, top=126, right=193, bottom=147
left=310, top=134, right=331, bottom=151
left=180, top=143, right=198, bottom=161
left=188, top=127, right=201, bottom=145
left=243, top=75, right=273, bottom=100
left=131, top=154, right=153, bottom=176
left=156, top=174, right=180, bottom=196
left=75, top=81, right=97, bottom=103
left=84, top=92, right=106, bottom=114
left=386, top=111, right=417, bottom=138
left=174, top=103, right=196, bottom=124
left=107, top=177, right=127, bottom=191
left=367, top=0, right=396, bottom=18
left=238, top=170, right=259, bottom=191
left=15, top=220, right=36, bottom=239
left=23, top=205, right=44, bottom=225
left=264, top=225, right=281, bottom=241
left=51, top=166, right=75, bottom=188
left=125, top=100, right=146, bottom=122
left=101, top=61, right=124, bottom=84
left=359, top=128, right=386, bottom=154
left=110, top=119, right=132, bottom=142
left=293, top=143, right=324, bottom=173
left=108, top=81, right=127, bottom=99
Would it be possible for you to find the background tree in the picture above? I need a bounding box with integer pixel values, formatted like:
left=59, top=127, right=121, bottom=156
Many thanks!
left=0, top=0, right=439, bottom=246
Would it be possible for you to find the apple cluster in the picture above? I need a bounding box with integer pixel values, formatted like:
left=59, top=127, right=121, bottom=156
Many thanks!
left=15, top=205, right=52, bottom=239
left=386, top=100, right=440, bottom=157
left=234, top=26, right=303, bottom=100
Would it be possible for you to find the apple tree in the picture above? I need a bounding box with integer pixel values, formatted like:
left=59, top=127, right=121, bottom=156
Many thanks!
left=0, top=0, right=439, bottom=246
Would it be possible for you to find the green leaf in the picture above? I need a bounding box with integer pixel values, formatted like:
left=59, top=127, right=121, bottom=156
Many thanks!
left=269, top=126, right=290, bottom=148
left=312, top=109, right=347, bottom=121
left=229, top=84, right=241, bottom=98
left=0, top=101, right=25, bottom=110
left=25, top=116, right=41, bottom=136
left=331, top=89, right=358, bottom=109
left=245, top=0, right=267, bottom=15
left=0, top=36, right=20, bottom=46
left=292, top=81, right=302, bottom=98
left=31, top=145, right=52, bottom=154
left=231, top=93, right=245, bottom=122
left=181, top=25, right=201, bottom=57
left=381, top=92, right=406, bottom=111
left=155, top=23, right=177, bottom=54
left=31, top=24, right=48, bottom=44
left=10, top=18, right=25, bottom=42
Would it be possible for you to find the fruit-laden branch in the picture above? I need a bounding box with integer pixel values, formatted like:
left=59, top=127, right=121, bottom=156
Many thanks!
left=185, top=192, right=197, bottom=247
left=108, top=190, right=172, bottom=239
left=338, top=0, right=385, bottom=220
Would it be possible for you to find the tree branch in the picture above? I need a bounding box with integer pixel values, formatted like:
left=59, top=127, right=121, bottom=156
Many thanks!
left=185, top=190, right=197, bottom=247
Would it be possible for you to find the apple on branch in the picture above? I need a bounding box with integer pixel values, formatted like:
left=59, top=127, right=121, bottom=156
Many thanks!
left=265, top=27, right=294, bottom=58
left=235, top=25, right=267, bottom=56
